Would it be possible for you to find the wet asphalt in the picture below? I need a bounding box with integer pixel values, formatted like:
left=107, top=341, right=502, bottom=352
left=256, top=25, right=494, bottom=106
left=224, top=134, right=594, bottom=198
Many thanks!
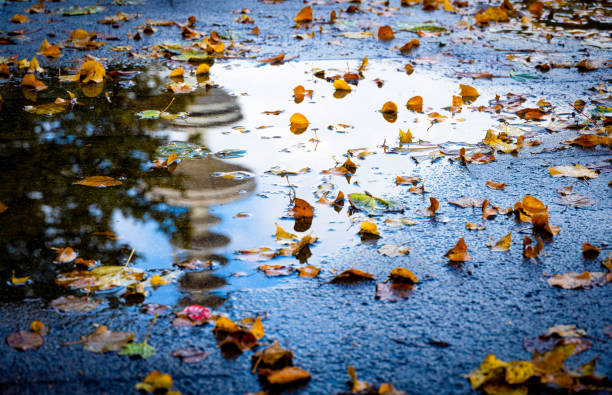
left=0, top=0, right=611, bottom=394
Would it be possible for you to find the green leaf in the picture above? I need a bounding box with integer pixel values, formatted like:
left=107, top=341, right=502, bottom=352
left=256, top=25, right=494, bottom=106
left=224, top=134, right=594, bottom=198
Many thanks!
left=60, top=5, right=106, bottom=16
left=120, top=342, right=155, bottom=359
left=155, top=142, right=209, bottom=161
left=592, top=105, right=612, bottom=118
left=402, top=24, right=446, bottom=33
left=349, top=193, right=398, bottom=214
left=135, top=110, right=161, bottom=119
left=510, top=70, right=540, bottom=82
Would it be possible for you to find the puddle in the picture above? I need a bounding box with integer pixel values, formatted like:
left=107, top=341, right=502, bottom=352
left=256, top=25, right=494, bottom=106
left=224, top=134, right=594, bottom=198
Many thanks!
left=0, top=59, right=518, bottom=310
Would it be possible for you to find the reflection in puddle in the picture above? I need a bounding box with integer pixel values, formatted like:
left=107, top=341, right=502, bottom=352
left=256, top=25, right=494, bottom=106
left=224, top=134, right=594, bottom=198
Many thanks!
left=0, top=59, right=518, bottom=310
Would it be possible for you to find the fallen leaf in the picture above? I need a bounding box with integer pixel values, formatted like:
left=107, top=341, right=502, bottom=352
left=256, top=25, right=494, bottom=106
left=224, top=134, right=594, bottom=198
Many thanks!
left=69, top=325, right=134, bottom=353
left=21, top=73, right=47, bottom=91
left=459, top=84, right=479, bottom=98
left=333, top=79, right=352, bottom=91
left=564, top=134, right=611, bottom=148
left=399, top=39, right=420, bottom=53
left=523, top=236, right=543, bottom=259
left=251, top=341, right=293, bottom=370
left=172, top=348, right=209, bottom=363
left=418, top=197, right=439, bottom=217
left=381, top=101, right=398, bottom=114
left=73, top=176, right=122, bottom=187
left=482, top=199, right=498, bottom=219
left=582, top=242, right=600, bottom=259
left=549, top=164, right=598, bottom=179
left=331, top=269, right=375, bottom=283
left=375, top=282, right=414, bottom=301
left=296, top=265, right=320, bottom=278
left=547, top=271, right=612, bottom=289
left=120, top=342, right=155, bottom=359
left=485, top=181, right=506, bottom=190
left=79, top=60, right=105, bottom=84
left=389, top=267, right=418, bottom=283
left=11, top=14, right=30, bottom=24
left=399, top=129, right=413, bottom=144
left=516, top=108, right=548, bottom=121
left=489, top=232, right=511, bottom=252
left=348, top=366, right=371, bottom=393
left=358, top=221, right=380, bottom=239
left=135, top=371, right=174, bottom=393
left=406, top=96, right=423, bottom=112
left=169, top=67, right=184, bottom=78
left=378, top=25, right=394, bottom=40
left=258, top=264, right=293, bottom=276
left=50, top=296, right=101, bottom=312
left=260, top=53, right=285, bottom=64
left=554, top=186, right=595, bottom=208
left=259, top=366, right=311, bottom=386
left=289, top=113, right=309, bottom=134
left=349, top=193, right=397, bottom=214
left=196, top=63, right=210, bottom=75
left=55, top=247, right=77, bottom=263
left=445, top=237, right=471, bottom=262
left=294, top=6, right=313, bottom=23
left=466, top=223, right=486, bottom=231
left=378, top=245, right=410, bottom=257
left=6, top=330, right=43, bottom=351
left=396, top=176, right=421, bottom=186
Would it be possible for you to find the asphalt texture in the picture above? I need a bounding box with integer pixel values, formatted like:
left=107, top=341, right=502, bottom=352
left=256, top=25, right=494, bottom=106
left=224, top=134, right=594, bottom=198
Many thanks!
left=0, top=0, right=611, bottom=394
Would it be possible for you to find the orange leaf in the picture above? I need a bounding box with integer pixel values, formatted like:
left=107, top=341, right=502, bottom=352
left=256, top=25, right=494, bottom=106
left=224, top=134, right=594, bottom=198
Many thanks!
left=294, top=6, right=313, bottom=23
left=377, top=25, right=394, bottom=40
left=481, top=199, right=498, bottom=219
left=73, top=176, right=122, bottom=187
left=523, top=236, right=543, bottom=259
left=289, top=113, right=309, bottom=134
left=399, top=38, right=420, bottom=53
left=170, top=67, right=184, bottom=78
left=21, top=73, right=47, bottom=91
left=459, top=84, right=479, bottom=98
left=42, top=45, right=61, bottom=58
left=11, top=14, right=29, bottom=24
left=333, top=79, right=351, bottom=91
left=582, top=242, right=600, bottom=259
left=485, top=181, right=506, bottom=190
left=259, top=53, right=285, bottom=64
left=290, top=198, right=313, bottom=218
left=331, top=268, right=375, bottom=283
left=381, top=101, right=398, bottom=114
left=79, top=60, right=106, bottom=84
left=406, top=96, right=423, bottom=112
left=445, top=237, right=471, bottom=261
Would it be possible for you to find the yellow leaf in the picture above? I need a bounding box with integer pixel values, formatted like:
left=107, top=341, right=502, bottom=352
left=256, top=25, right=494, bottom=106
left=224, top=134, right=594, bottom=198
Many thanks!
left=359, top=221, right=379, bottom=236
left=169, top=67, right=184, bottom=78
left=214, top=316, right=238, bottom=333
left=38, top=39, right=51, bottom=53
left=505, top=361, right=535, bottom=385
left=460, top=84, right=479, bottom=97
left=381, top=101, right=398, bottom=113
left=406, top=96, right=423, bottom=112
left=265, top=367, right=311, bottom=385
left=195, top=63, right=210, bottom=75
left=348, top=366, right=370, bottom=393
left=389, top=267, right=418, bottom=283
left=27, top=57, right=44, bottom=74
left=290, top=113, right=309, bottom=134
left=21, top=73, right=47, bottom=91
left=333, top=79, right=352, bottom=91
left=73, top=176, right=122, bottom=187
left=490, top=232, right=511, bottom=252
left=11, top=271, right=31, bottom=285
left=275, top=223, right=297, bottom=242
left=79, top=60, right=106, bottom=84
left=42, top=45, right=61, bottom=58
left=399, top=128, right=413, bottom=144
left=150, top=274, right=166, bottom=286
left=11, top=14, right=29, bottom=24
left=251, top=317, right=265, bottom=340
left=294, top=6, right=313, bottom=23
left=70, top=29, right=89, bottom=41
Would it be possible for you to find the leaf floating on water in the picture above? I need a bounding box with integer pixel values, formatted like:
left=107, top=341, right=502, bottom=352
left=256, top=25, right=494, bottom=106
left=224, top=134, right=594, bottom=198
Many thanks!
left=296, top=265, right=320, bottom=278
left=60, top=5, right=107, bottom=16
left=294, top=6, right=313, bottom=23
left=73, top=176, right=123, bottom=187
left=349, top=193, right=397, bottom=215
left=212, top=171, right=253, bottom=180
left=55, top=247, right=77, bottom=263
left=215, top=149, right=247, bottom=159
left=258, top=264, right=293, bottom=277
left=358, top=221, right=380, bottom=240
left=135, top=371, right=176, bottom=393
left=289, top=113, right=309, bottom=134
left=259, top=366, right=311, bottom=386
left=523, top=236, right=543, bottom=259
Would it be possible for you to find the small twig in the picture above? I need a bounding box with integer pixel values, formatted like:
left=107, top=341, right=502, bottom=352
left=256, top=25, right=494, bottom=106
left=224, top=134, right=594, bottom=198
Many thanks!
left=125, top=247, right=136, bottom=266
left=568, top=102, right=602, bottom=132
left=143, top=314, right=157, bottom=345
left=161, top=97, right=176, bottom=113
